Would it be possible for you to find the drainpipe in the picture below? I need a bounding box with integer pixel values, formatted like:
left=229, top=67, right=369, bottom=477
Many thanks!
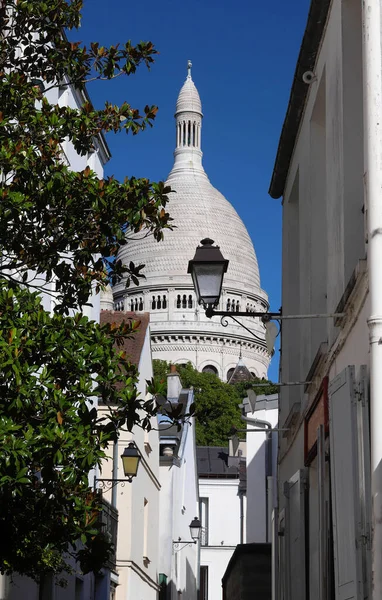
left=362, top=3, right=382, bottom=598
left=239, top=491, right=244, bottom=544
left=241, top=414, right=272, bottom=433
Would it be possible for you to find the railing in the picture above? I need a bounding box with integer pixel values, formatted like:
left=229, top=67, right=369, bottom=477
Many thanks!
left=100, top=498, right=118, bottom=570
left=200, top=526, right=208, bottom=547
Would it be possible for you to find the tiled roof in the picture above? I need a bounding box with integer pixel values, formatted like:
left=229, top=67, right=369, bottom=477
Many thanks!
left=197, top=446, right=239, bottom=478
left=100, top=310, right=150, bottom=367
left=228, top=358, right=254, bottom=385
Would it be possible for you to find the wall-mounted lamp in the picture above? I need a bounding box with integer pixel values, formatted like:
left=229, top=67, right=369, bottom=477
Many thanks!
left=94, top=442, right=141, bottom=492
left=188, top=239, right=345, bottom=352
left=173, top=517, right=201, bottom=552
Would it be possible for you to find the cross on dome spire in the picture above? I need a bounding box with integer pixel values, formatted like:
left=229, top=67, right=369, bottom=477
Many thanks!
left=187, top=60, right=192, bottom=79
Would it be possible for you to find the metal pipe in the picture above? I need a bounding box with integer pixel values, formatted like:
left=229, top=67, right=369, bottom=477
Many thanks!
left=362, top=2, right=382, bottom=597
left=241, top=414, right=272, bottom=431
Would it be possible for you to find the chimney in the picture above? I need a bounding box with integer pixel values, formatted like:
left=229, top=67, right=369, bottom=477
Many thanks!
left=167, top=364, right=183, bottom=403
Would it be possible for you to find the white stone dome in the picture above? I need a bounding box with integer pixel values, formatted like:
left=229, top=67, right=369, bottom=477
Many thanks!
left=113, top=65, right=270, bottom=381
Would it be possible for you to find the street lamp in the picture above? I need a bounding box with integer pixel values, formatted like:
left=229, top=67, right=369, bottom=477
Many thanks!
left=187, top=238, right=228, bottom=315
left=188, top=239, right=279, bottom=321
left=94, top=442, right=141, bottom=492
left=173, top=517, right=202, bottom=552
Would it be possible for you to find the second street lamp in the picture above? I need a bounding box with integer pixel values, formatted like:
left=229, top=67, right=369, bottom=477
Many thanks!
left=94, top=442, right=141, bottom=492
left=173, top=517, right=202, bottom=552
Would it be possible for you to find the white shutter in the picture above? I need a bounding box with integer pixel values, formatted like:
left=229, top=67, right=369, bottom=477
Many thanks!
left=284, top=469, right=308, bottom=600
left=329, top=366, right=362, bottom=600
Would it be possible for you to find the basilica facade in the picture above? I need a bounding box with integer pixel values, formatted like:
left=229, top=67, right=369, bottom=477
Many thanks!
left=110, top=65, right=270, bottom=381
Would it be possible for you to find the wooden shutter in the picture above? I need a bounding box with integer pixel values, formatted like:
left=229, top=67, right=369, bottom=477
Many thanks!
left=357, top=365, right=371, bottom=598
left=329, top=366, right=363, bottom=600
left=284, top=469, right=308, bottom=600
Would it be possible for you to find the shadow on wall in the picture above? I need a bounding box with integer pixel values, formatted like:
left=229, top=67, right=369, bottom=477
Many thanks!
left=246, top=437, right=269, bottom=543
left=163, top=558, right=197, bottom=600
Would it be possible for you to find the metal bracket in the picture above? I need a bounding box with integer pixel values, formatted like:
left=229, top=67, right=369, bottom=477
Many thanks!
left=172, top=539, right=197, bottom=553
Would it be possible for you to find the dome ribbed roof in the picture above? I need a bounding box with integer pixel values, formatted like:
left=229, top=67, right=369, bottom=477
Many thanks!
left=116, top=68, right=263, bottom=298
left=175, top=75, right=202, bottom=115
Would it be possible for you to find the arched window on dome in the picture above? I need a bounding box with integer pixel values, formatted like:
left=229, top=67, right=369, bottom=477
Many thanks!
left=176, top=295, right=181, bottom=308
left=163, top=295, right=167, bottom=309
left=157, top=295, right=162, bottom=309
left=182, top=294, right=187, bottom=309
left=130, top=299, right=134, bottom=311
left=235, top=301, right=240, bottom=312
left=138, top=298, right=143, bottom=311
left=187, top=121, right=191, bottom=146
left=227, top=299, right=231, bottom=312
left=192, top=122, right=196, bottom=147
left=202, top=365, right=218, bottom=376
left=134, top=298, right=138, bottom=311
left=183, top=122, right=186, bottom=146
left=151, top=296, right=156, bottom=310
left=188, top=295, right=193, bottom=308
left=227, top=368, right=235, bottom=382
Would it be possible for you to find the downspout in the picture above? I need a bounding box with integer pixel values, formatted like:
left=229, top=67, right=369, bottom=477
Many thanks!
left=362, top=3, right=382, bottom=598
left=239, top=491, right=244, bottom=544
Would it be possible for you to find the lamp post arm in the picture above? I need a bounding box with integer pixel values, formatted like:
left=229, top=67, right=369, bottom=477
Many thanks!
left=172, top=540, right=197, bottom=553
left=205, top=309, right=345, bottom=321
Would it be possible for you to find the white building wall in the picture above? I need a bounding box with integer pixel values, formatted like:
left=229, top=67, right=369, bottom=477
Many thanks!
left=159, top=401, right=199, bottom=600
left=99, top=326, right=160, bottom=600
left=199, top=479, right=242, bottom=600
left=275, top=0, right=369, bottom=598
left=246, top=402, right=278, bottom=543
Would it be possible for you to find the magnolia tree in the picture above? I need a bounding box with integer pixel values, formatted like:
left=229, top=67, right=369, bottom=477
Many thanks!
left=0, top=0, right=172, bottom=582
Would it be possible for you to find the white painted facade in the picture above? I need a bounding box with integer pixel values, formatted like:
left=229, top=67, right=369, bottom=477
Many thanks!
left=245, top=395, right=278, bottom=544
left=199, top=478, right=243, bottom=600
left=98, top=319, right=160, bottom=600
left=158, top=384, right=200, bottom=600
left=113, top=66, right=270, bottom=381
left=270, top=1, right=373, bottom=598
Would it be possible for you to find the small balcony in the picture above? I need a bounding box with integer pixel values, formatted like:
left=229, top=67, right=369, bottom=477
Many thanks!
left=100, top=498, right=118, bottom=570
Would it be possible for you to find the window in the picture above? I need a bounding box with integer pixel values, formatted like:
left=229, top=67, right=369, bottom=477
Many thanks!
left=75, top=578, right=84, bottom=600
left=152, top=296, right=156, bottom=310
left=143, top=498, right=149, bottom=561
left=177, top=294, right=181, bottom=308
left=188, top=294, right=193, bottom=308
left=157, top=295, right=162, bottom=309
left=199, top=498, right=209, bottom=546
left=227, top=299, right=231, bottom=311
left=162, top=295, right=167, bottom=309
left=200, top=566, right=208, bottom=600
left=227, top=368, right=235, bottom=382
left=139, top=298, right=143, bottom=311
left=202, top=365, right=218, bottom=376
left=182, top=294, right=187, bottom=309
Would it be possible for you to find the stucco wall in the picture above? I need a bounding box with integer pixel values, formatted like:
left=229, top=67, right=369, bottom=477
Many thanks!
left=199, top=478, right=242, bottom=600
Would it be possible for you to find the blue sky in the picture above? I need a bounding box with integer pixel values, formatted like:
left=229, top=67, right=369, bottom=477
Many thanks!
left=76, top=0, right=310, bottom=381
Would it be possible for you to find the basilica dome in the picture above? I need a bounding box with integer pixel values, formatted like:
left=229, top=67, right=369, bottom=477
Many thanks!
left=113, top=63, right=270, bottom=380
